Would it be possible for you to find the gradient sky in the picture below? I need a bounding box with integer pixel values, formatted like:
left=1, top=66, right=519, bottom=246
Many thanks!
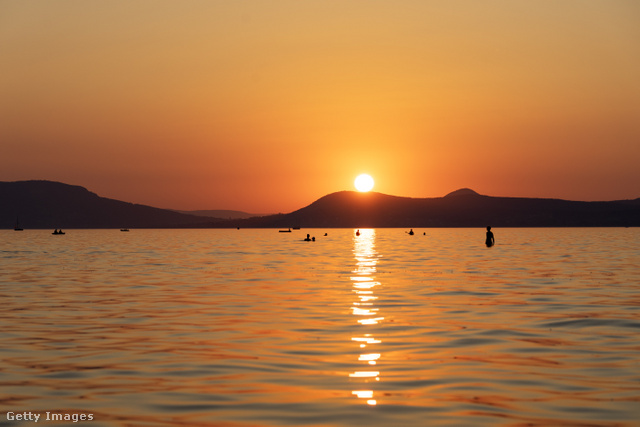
left=1, top=1, right=639, bottom=213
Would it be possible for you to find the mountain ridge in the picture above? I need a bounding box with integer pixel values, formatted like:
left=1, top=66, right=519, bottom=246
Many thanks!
left=444, top=188, right=481, bottom=197
left=1, top=180, right=638, bottom=229
left=175, top=209, right=268, bottom=219
left=1, top=180, right=213, bottom=229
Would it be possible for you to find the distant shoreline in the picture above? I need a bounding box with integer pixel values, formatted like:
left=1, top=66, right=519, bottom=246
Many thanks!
left=2, top=181, right=639, bottom=229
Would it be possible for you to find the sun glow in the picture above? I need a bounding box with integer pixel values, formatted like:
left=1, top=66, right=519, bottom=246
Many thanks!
left=354, top=174, right=374, bottom=192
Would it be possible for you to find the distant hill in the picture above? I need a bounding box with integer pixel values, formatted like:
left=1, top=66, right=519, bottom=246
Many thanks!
left=444, top=188, right=481, bottom=197
left=176, top=209, right=267, bottom=219
left=234, top=190, right=640, bottom=228
left=2, top=181, right=638, bottom=229
left=0, top=180, right=215, bottom=229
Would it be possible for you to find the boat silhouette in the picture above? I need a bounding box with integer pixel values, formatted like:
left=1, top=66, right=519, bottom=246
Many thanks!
left=14, top=217, right=23, bottom=231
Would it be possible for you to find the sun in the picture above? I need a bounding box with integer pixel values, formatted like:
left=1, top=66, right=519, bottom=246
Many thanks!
left=354, top=174, right=374, bottom=192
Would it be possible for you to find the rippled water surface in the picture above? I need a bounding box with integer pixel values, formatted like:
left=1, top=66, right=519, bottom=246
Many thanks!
left=1, top=228, right=639, bottom=426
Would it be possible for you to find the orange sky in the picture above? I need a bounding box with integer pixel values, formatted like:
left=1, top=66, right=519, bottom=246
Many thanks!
left=1, top=1, right=639, bottom=213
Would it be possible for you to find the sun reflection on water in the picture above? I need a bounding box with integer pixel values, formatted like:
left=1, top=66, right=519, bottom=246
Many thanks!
left=349, top=229, right=383, bottom=406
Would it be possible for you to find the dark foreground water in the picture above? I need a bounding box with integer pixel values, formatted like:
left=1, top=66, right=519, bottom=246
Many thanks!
left=1, top=228, right=639, bottom=426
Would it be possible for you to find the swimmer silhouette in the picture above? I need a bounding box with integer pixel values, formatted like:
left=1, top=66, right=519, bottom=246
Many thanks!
left=304, top=234, right=312, bottom=242
left=408, top=229, right=414, bottom=235
left=356, top=229, right=360, bottom=236
left=485, top=226, right=495, bottom=247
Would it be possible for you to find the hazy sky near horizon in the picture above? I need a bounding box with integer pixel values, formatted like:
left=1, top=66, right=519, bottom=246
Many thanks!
left=1, top=1, right=639, bottom=212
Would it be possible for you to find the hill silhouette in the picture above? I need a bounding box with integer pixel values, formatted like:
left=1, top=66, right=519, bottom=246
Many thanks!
left=2, top=180, right=638, bottom=229
left=1, top=181, right=213, bottom=229
left=176, top=209, right=266, bottom=219
left=444, top=188, right=481, bottom=197
left=237, top=190, right=640, bottom=228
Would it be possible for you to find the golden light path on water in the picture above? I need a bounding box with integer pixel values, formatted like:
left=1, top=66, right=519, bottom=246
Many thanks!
left=1, top=228, right=640, bottom=426
left=350, top=229, right=382, bottom=406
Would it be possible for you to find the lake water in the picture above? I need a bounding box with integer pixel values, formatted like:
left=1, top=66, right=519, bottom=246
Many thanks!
left=1, top=228, right=639, bottom=426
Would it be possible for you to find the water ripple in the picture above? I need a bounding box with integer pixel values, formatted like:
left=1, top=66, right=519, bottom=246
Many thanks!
left=1, top=228, right=639, bottom=426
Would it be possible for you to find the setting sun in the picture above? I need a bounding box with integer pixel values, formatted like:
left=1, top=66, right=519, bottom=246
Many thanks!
left=354, top=174, right=374, bottom=192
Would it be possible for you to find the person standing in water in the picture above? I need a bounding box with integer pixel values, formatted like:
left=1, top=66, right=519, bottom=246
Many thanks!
left=485, top=226, right=495, bottom=247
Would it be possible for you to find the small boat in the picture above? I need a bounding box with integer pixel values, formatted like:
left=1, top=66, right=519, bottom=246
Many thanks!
left=279, top=229, right=292, bottom=233
left=120, top=229, right=130, bottom=232
left=14, top=217, right=23, bottom=231
left=52, top=229, right=65, bottom=235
